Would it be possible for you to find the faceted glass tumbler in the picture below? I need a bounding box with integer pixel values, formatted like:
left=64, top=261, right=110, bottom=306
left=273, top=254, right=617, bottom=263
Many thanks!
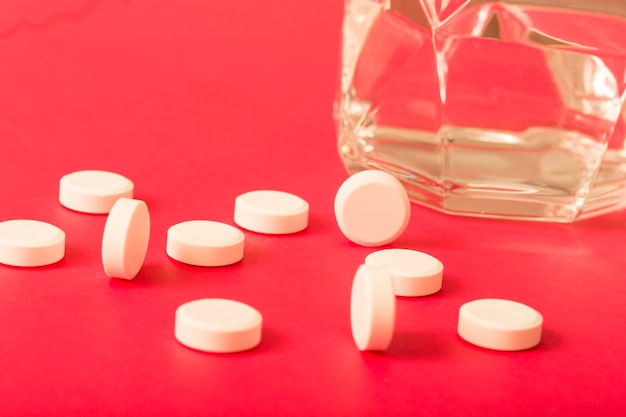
left=335, top=0, right=626, bottom=222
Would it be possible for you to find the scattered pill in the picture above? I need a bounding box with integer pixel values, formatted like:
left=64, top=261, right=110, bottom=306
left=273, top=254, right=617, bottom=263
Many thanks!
left=334, top=170, right=410, bottom=247
left=350, top=264, right=396, bottom=351
left=234, top=190, right=309, bottom=234
left=175, top=298, right=263, bottom=353
left=101, top=198, right=150, bottom=280
left=0, top=220, right=65, bottom=267
left=457, top=298, right=543, bottom=351
left=365, top=249, right=443, bottom=297
left=166, top=220, right=244, bottom=266
left=59, top=170, right=134, bottom=214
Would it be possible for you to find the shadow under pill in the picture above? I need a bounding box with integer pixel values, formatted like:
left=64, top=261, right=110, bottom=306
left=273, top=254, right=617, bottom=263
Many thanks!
left=175, top=328, right=281, bottom=356
left=107, top=263, right=180, bottom=287
left=59, top=244, right=87, bottom=264
left=436, top=275, right=462, bottom=297
left=251, top=328, right=282, bottom=353
left=534, top=327, right=564, bottom=351
left=385, top=331, right=451, bottom=361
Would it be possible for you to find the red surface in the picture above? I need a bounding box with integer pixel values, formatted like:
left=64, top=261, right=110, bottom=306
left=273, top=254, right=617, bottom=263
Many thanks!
left=1, top=1, right=626, bottom=416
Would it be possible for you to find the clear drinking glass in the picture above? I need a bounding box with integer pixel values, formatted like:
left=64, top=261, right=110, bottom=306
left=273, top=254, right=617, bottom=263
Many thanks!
left=335, top=0, right=626, bottom=222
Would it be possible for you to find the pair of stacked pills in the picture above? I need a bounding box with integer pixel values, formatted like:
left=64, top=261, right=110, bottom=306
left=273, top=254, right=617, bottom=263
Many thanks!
left=334, top=170, right=543, bottom=352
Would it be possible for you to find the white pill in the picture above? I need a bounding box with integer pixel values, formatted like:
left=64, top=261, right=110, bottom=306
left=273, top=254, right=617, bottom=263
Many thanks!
left=234, top=190, right=309, bottom=234
left=350, top=264, right=396, bottom=351
left=458, top=299, right=543, bottom=351
left=0, top=220, right=65, bottom=267
left=175, top=298, right=263, bottom=353
left=334, top=170, right=410, bottom=247
left=365, top=249, right=443, bottom=297
left=166, top=220, right=244, bottom=266
left=101, top=198, right=150, bottom=280
left=59, top=170, right=134, bottom=214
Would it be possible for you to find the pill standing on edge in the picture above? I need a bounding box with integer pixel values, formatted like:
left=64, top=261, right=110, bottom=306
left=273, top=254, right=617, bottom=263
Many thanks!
left=175, top=298, right=263, bottom=353
left=365, top=248, right=443, bottom=296
left=59, top=170, right=134, bottom=214
left=101, top=198, right=150, bottom=280
left=166, top=220, right=245, bottom=267
left=457, top=298, right=543, bottom=351
left=334, top=170, right=410, bottom=247
left=350, top=264, right=396, bottom=351
left=234, top=190, right=309, bottom=234
left=0, top=219, right=65, bottom=267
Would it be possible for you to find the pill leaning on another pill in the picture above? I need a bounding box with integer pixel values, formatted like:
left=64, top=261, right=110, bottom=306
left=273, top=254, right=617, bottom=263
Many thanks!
left=234, top=190, right=309, bottom=234
left=101, top=198, right=150, bottom=280
left=166, top=220, right=244, bottom=266
left=457, top=298, right=543, bottom=351
left=365, top=249, right=443, bottom=297
left=350, top=264, right=396, bottom=351
left=175, top=298, right=263, bottom=353
left=0, top=219, right=65, bottom=267
left=59, top=170, right=134, bottom=214
left=334, top=170, right=410, bottom=247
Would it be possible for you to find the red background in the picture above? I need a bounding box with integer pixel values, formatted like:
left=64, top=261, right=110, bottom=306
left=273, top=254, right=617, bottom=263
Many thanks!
left=1, top=1, right=625, bottom=416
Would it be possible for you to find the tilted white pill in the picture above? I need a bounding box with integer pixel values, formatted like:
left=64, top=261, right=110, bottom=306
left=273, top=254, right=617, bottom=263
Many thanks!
left=351, top=264, right=396, bottom=351
left=101, top=198, right=150, bottom=280
left=234, top=190, right=309, bottom=234
left=458, top=298, right=543, bottom=351
left=59, top=170, right=133, bottom=214
left=0, top=219, right=65, bottom=267
left=175, top=298, right=263, bottom=353
left=166, top=220, right=244, bottom=266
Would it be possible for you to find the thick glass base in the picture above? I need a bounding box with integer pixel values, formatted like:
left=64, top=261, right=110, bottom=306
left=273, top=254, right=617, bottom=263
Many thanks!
left=340, top=125, right=626, bottom=222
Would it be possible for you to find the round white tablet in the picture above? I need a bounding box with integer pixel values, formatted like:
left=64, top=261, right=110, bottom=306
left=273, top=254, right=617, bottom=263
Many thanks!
left=234, top=190, right=309, bottom=234
left=175, top=298, right=263, bottom=353
left=0, top=220, right=65, bottom=267
left=350, top=264, right=396, bottom=351
left=334, top=170, right=410, bottom=247
left=166, top=220, right=245, bottom=266
left=365, top=249, right=443, bottom=296
left=101, top=198, right=150, bottom=280
left=458, top=299, right=543, bottom=351
left=59, top=170, right=134, bottom=214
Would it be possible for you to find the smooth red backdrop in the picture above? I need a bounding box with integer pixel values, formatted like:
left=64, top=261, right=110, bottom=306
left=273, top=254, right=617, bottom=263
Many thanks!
left=1, top=1, right=625, bottom=416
